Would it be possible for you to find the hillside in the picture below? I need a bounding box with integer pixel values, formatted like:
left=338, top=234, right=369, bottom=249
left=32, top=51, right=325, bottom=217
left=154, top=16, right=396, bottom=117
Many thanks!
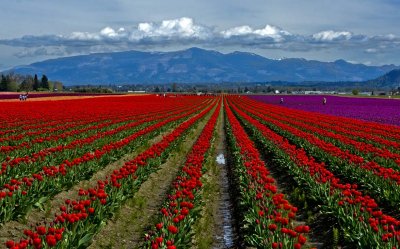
left=367, top=69, right=400, bottom=88
left=6, top=47, right=398, bottom=85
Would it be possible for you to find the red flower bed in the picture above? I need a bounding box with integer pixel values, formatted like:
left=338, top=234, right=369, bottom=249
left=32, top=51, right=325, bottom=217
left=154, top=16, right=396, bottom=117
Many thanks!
left=145, top=100, right=221, bottom=248
left=5, top=97, right=219, bottom=249
left=227, top=95, right=400, bottom=247
left=0, top=97, right=213, bottom=223
left=225, top=98, right=310, bottom=248
left=236, top=97, right=400, bottom=208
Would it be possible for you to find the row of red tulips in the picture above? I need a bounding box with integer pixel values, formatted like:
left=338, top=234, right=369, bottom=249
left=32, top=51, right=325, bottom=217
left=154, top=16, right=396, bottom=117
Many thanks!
left=5, top=98, right=218, bottom=249
left=228, top=96, right=400, bottom=248
left=2, top=116, right=140, bottom=169
left=1, top=110, right=148, bottom=154
left=237, top=97, right=400, bottom=210
left=241, top=96, right=400, bottom=145
left=1, top=99, right=208, bottom=179
left=271, top=106, right=400, bottom=152
left=0, top=102, right=155, bottom=141
left=0, top=96, right=205, bottom=140
left=0, top=118, right=92, bottom=146
left=245, top=99, right=400, bottom=161
left=0, top=97, right=199, bottom=152
left=0, top=96, right=133, bottom=134
left=145, top=99, right=221, bottom=249
left=224, top=99, right=310, bottom=249
left=0, top=99, right=213, bottom=224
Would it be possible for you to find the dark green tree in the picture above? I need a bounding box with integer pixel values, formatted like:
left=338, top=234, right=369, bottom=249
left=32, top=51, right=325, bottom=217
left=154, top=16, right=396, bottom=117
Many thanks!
left=33, top=74, right=40, bottom=90
left=19, top=76, right=34, bottom=91
left=0, top=74, right=17, bottom=91
left=6, top=80, right=17, bottom=91
left=0, top=75, right=7, bottom=91
left=41, top=75, right=49, bottom=89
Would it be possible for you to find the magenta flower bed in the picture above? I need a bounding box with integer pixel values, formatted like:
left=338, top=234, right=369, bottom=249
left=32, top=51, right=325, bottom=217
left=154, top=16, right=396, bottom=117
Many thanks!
left=250, top=95, right=400, bottom=126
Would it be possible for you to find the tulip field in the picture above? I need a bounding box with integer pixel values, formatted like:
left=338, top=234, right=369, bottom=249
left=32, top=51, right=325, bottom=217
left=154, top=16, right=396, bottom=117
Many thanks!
left=250, top=95, right=400, bottom=126
left=1, top=94, right=400, bottom=248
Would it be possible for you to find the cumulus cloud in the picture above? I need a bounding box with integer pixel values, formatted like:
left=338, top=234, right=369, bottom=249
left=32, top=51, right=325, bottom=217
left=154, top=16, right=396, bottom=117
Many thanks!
left=312, top=31, right=352, bottom=41
left=0, top=17, right=399, bottom=57
left=221, top=24, right=291, bottom=43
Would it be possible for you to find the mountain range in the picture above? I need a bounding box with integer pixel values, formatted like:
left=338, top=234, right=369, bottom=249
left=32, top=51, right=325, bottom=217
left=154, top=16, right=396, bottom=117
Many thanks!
left=6, top=47, right=399, bottom=85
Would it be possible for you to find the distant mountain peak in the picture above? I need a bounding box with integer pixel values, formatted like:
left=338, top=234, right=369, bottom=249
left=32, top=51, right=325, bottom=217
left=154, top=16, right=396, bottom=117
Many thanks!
left=334, top=59, right=349, bottom=64
left=185, top=47, right=207, bottom=52
left=181, top=47, right=220, bottom=54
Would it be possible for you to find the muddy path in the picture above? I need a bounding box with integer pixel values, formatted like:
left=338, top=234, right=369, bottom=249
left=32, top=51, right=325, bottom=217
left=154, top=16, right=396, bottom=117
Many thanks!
left=191, top=103, right=239, bottom=249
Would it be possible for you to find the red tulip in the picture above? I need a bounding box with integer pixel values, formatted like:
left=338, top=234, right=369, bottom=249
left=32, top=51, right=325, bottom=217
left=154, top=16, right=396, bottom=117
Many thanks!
left=46, top=235, right=57, bottom=247
left=156, top=223, right=163, bottom=230
left=168, top=225, right=178, bottom=234
left=5, top=241, right=14, bottom=248
left=36, top=226, right=46, bottom=236
left=268, top=224, right=277, bottom=231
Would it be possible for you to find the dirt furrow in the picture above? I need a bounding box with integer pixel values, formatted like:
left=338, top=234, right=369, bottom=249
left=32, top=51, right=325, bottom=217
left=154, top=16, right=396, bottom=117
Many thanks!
left=191, top=102, right=239, bottom=249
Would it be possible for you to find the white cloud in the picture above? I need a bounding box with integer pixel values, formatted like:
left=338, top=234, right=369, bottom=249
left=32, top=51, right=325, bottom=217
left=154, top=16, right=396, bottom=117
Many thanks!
left=71, top=26, right=127, bottom=40
left=159, top=17, right=196, bottom=36
left=0, top=17, right=399, bottom=58
left=138, top=23, right=153, bottom=33
left=221, top=26, right=254, bottom=37
left=134, top=17, right=210, bottom=39
left=312, top=31, right=352, bottom=41
left=221, top=24, right=290, bottom=42
left=100, top=27, right=118, bottom=37
left=69, top=32, right=100, bottom=41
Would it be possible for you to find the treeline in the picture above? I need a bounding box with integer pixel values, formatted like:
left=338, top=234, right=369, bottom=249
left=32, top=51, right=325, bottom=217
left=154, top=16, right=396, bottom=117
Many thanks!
left=0, top=73, right=63, bottom=92
left=71, top=86, right=113, bottom=93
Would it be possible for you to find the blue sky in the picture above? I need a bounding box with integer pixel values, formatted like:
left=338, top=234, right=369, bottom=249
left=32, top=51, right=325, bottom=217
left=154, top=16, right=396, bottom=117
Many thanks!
left=1, top=0, right=400, bottom=70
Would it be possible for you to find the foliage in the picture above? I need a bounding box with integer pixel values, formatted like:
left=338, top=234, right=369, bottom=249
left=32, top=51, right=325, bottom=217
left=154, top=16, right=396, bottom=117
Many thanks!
left=0, top=74, right=17, bottom=91
left=33, top=74, right=40, bottom=91
left=71, top=86, right=113, bottom=93
left=41, top=75, right=49, bottom=89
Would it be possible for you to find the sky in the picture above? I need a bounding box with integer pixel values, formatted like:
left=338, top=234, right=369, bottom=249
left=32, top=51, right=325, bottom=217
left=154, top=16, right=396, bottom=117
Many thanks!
left=1, top=0, right=400, bottom=71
